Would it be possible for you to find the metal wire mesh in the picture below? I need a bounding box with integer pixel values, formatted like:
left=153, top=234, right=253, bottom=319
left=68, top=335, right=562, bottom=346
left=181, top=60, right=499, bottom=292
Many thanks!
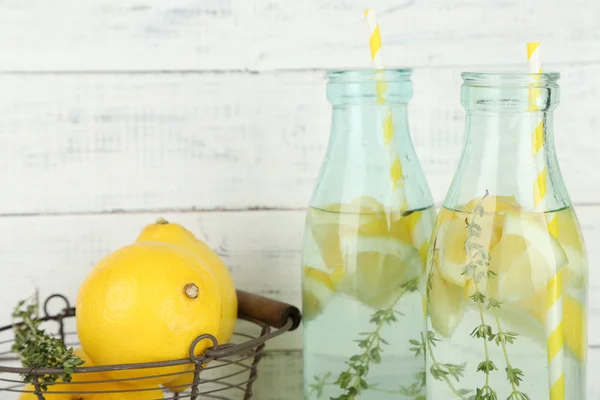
left=0, top=294, right=295, bottom=399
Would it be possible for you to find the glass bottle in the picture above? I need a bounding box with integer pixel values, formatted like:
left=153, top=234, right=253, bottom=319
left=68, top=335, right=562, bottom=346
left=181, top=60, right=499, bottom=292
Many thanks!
left=302, top=69, right=435, bottom=399
left=425, top=72, right=588, bottom=399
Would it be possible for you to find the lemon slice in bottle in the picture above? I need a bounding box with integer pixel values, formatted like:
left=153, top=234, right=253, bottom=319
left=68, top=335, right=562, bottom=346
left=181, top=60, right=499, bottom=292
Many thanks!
left=308, top=198, right=388, bottom=272
left=436, top=216, right=498, bottom=288
left=302, top=266, right=335, bottom=321
left=335, top=235, right=422, bottom=309
left=427, top=251, right=466, bottom=338
left=491, top=211, right=568, bottom=303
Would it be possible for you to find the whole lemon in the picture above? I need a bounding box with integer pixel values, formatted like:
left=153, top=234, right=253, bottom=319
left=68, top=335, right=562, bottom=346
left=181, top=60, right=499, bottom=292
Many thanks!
left=136, top=219, right=237, bottom=346
left=19, top=348, right=105, bottom=400
left=136, top=220, right=238, bottom=394
left=20, top=384, right=88, bottom=400
left=76, top=242, right=222, bottom=385
left=89, top=382, right=164, bottom=399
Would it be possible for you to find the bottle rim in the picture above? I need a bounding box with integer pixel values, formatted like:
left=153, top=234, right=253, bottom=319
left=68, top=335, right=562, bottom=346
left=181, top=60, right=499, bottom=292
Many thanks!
left=327, top=69, right=412, bottom=82
left=462, top=71, right=560, bottom=87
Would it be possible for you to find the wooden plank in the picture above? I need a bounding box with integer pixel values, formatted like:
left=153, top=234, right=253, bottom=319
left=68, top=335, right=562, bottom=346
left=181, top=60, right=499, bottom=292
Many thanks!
left=0, top=0, right=598, bottom=71
left=252, top=349, right=600, bottom=399
left=0, top=66, right=598, bottom=215
left=0, top=206, right=598, bottom=350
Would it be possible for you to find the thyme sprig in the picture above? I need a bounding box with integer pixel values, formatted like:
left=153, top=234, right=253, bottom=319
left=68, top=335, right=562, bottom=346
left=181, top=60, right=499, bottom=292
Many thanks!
left=311, top=278, right=420, bottom=399
left=11, top=295, right=84, bottom=390
left=464, top=191, right=530, bottom=400
left=329, top=296, right=405, bottom=399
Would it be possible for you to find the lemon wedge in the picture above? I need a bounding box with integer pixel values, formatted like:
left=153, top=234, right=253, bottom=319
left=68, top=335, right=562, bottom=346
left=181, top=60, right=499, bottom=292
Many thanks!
left=436, top=215, right=499, bottom=288
left=335, top=235, right=422, bottom=309
left=302, top=266, right=335, bottom=321
left=428, top=254, right=466, bottom=338
left=491, top=212, right=568, bottom=303
left=309, top=201, right=388, bottom=271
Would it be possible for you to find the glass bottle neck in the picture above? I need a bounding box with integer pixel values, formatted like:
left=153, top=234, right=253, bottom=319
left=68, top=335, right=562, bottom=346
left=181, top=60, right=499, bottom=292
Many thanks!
left=310, top=99, right=433, bottom=212
left=444, top=109, right=569, bottom=212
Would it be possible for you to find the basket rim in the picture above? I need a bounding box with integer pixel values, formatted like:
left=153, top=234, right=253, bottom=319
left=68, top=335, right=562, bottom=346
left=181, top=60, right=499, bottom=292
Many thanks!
left=0, top=307, right=294, bottom=376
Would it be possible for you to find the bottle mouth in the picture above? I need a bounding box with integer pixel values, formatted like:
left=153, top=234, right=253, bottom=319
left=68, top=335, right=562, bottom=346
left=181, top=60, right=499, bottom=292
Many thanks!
left=327, top=69, right=412, bottom=82
left=462, top=71, right=560, bottom=87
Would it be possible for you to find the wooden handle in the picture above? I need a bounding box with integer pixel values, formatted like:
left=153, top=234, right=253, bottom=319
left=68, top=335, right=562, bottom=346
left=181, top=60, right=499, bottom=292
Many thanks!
left=236, top=290, right=302, bottom=331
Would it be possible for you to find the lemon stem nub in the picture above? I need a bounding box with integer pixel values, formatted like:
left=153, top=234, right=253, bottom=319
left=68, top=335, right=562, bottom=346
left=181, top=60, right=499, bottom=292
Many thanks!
left=184, top=283, right=199, bottom=299
left=156, top=218, right=169, bottom=225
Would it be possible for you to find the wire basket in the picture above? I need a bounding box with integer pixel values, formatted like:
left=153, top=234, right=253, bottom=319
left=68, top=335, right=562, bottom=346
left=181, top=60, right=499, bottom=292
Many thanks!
left=0, top=290, right=302, bottom=399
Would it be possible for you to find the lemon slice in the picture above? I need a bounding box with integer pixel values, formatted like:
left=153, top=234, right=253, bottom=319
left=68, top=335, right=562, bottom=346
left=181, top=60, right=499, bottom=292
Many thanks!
left=436, top=215, right=499, bottom=288
left=402, top=207, right=436, bottom=263
left=309, top=201, right=388, bottom=271
left=428, top=254, right=466, bottom=338
left=334, top=235, right=422, bottom=309
left=302, top=266, right=335, bottom=321
left=491, top=212, right=568, bottom=303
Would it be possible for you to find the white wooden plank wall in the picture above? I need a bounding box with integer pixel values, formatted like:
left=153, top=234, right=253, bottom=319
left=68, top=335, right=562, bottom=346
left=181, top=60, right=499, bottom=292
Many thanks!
left=0, top=0, right=598, bottom=398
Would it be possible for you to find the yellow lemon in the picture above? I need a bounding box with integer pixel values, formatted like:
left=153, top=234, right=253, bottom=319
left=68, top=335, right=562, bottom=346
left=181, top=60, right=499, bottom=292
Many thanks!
left=309, top=198, right=390, bottom=271
left=302, top=266, right=335, bottom=321
left=89, top=383, right=164, bottom=399
left=136, top=219, right=237, bottom=393
left=427, top=253, right=466, bottom=338
left=20, top=384, right=81, bottom=400
left=135, top=218, right=238, bottom=347
left=19, top=348, right=106, bottom=400
left=403, top=207, right=436, bottom=264
left=491, top=212, right=568, bottom=303
left=76, top=242, right=222, bottom=385
left=20, top=384, right=90, bottom=400
left=436, top=216, right=498, bottom=288
left=335, top=235, right=422, bottom=309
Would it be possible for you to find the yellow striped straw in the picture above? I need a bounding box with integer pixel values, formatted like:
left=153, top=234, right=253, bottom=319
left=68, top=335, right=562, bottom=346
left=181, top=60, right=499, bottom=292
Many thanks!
left=528, top=41, right=565, bottom=400
left=364, top=8, right=408, bottom=211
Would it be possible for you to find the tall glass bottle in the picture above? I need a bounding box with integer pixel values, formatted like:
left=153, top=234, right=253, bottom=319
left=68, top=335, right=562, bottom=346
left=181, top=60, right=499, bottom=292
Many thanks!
left=302, top=69, right=435, bottom=399
left=425, top=72, right=587, bottom=399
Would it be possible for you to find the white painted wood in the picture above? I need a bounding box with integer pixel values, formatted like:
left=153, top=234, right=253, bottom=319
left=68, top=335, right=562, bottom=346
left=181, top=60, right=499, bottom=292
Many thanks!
left=0, top=66, right=598, bottom=215
left=0, top=206, right=598, bottom=351
left=252, top=349, right=600, bottom=399
left=0, top=0, right=598, bottom=71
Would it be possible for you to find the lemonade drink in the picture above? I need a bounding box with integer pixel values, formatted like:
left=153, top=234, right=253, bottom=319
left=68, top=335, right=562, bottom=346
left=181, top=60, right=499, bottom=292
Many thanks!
left=423, top=71, right=589, bottom=399
left=302, top=69, right=435, bottom=399
left=303, top=197, right=435, bottom=399
left=426, top=197, right=587, bottom=399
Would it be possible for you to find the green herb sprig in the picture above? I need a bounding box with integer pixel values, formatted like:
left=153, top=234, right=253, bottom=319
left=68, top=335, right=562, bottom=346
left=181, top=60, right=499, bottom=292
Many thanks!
left=329, top=299, right=403, bottom=399
left=11, top=295, right=84, bottom=390
left=310, top=278, right=420, bottom=399
left=464, top=191, right=530, bottom=400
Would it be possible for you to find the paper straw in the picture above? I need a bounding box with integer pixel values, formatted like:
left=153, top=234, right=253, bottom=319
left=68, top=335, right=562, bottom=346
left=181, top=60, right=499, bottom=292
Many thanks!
left=528, top=41, right=565, bottom=400
left=364, top=9, right=408, bottom=211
